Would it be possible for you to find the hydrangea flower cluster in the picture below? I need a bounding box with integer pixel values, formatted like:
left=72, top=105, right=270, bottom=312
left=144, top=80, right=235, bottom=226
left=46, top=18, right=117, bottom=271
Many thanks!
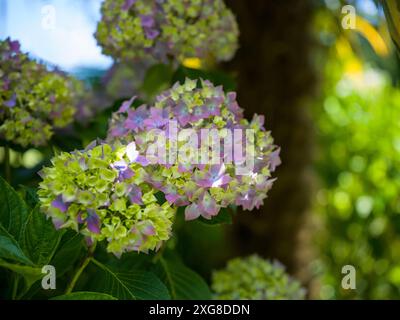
left=0, top=38, right=82, bottom=147
left=107, top=78, right=280, bottom=221
left=38, top=141, right=175, bottom=256
left=95, top=0, right=239, bottom=64
left=212, top=255, right=306, bottom=300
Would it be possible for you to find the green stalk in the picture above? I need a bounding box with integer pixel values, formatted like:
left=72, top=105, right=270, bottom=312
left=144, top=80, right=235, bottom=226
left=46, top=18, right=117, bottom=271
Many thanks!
left=11, top=274, right=20, bottom=300
left=65, top=243, right=96, bottom=294
left=4, top=144, right=11, bottom=183
left=152, top=244, right=166, bottom=263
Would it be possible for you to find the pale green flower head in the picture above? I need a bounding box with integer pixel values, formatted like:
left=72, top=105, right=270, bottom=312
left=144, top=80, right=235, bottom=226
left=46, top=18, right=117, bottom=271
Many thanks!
left=38, top=141, right=176, bottom=257
left=95, top=0, right=239, bottom=64
left=212, top=255, right=306, bottom=300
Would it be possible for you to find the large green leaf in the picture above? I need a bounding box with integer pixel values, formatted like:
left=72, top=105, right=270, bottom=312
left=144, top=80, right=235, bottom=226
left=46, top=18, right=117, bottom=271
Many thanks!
left=0, top=258, right=42, bottom=287
left=155, top=253, right=211, bottom=300
left=21, top=206, right=63, bottom=266
left=0, top=224, right=32, bottom=265
left=50, top=231, right=84, bottom=277
left=0, top=176, right=29, bottom=241
left=18, top=186, right=39, bottom=209
left=88, top=259, right=170, bottom=300
left=51, top=292, right=117, bottom=300
left=0, top=179, right=61, bottom=294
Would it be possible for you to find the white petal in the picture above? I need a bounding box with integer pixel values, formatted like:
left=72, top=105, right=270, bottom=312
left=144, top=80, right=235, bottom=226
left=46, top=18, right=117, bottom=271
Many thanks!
left=126, top=142, right=139, bottom=163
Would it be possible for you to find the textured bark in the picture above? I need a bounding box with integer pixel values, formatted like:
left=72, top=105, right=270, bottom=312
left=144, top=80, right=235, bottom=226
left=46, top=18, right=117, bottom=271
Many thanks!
left=224, top=0, right=318, bottom=281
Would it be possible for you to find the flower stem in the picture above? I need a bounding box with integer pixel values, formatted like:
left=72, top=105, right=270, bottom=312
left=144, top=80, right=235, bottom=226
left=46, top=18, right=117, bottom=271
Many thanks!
left=65, top=243, right=96, bottom=294
left=152, top=244, right=166, bottom=264
left=4, top=144, right=11, bottom=183
left=11, top=274, right=19, bottom=300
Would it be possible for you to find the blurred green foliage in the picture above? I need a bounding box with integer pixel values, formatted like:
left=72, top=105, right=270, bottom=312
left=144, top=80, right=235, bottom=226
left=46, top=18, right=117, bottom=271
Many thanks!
left=314, top=63, right=400, bottom=299
left=310, top=0, right=400, bottom=299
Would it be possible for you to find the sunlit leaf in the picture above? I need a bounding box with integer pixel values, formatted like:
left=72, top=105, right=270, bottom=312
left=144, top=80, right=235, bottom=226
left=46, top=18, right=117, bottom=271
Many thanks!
left=51, top=292, right=117, bottom=300
left=87, top=259, right=170, bottom=300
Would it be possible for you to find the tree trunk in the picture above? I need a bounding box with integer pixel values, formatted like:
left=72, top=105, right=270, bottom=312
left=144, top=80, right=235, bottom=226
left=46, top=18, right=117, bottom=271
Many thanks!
left=224, top=0, right=318, bottom=283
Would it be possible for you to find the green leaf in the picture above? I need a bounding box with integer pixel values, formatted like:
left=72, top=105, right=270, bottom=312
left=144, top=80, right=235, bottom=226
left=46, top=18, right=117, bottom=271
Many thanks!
left=18, top=186, right=39, bottom=209
left=100, top=250, right=154, bottom=271
left=0, top=176, right=29, bottom=241
left=198, top=208, right=233, bottom=226
left=155, top=253, right=211, bottom=300
left=50, top=231, right=84, bottom=277
left=0, top=224, right=33, bottom=265
left=88, top=259, right=170, bottom=300
left=0, top=258, right=42, bottom=287
left=141, top=63, right=174, bottom=99
left=21, top=206, right=63, bottom=266
left=51, top=292, right=117, bottom=300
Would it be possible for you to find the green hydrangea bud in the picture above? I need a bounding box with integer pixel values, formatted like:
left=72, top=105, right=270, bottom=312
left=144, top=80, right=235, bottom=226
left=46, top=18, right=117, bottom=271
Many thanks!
left=0, top=38, right=82, bottom=147
left=95, top=0, right=239, bottom=64
left=212, top=255, right=306, bottom=300
left=38, top=141, right=176, bottom=257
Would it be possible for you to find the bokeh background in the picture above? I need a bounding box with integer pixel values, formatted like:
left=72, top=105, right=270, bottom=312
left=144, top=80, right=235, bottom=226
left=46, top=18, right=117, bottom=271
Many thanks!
left=1, top=0, right=400, bottom=299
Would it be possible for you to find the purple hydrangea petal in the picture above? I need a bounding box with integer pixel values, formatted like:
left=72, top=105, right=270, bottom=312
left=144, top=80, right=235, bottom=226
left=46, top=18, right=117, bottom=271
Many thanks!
left=9, top=40, right=20, bottom=53
left=136, top=155, right=149, bottom=166
left=212, top=174, right=231, bottom=188
left=142, top=224, right=156, bottom=236
left=144, top=28, right=160, bottom=40
left=51, top=195, right=69, bottom=212
left=4, top=93, right=16, bottom=108
left=110, top=126, right=127, bottom=138
left=191, top=105, right=209, bottom=122
left=269, top=148, right=281, bottom=172
left=174, top=196, right=190, bottom=207
left=195, top=164, right=231, bottom=188
left=128, top=185, right=143, bottom=205
left=144, top=107, right=169, bottom=129
left=118, top=96, right=136, bottom=113
left=165, top=193, right=180, bottom=205
left=178, top=162, right=193, bottom=173
left=185, top=203, right=201, bottom=221
left=121, top=167, right=135, bottom=180
left=141, top=15, right=155, bottom=28
left=173, top=102, right=191, bottom=125
left=125, top=105, right=149, bottom=132
left=199, top=192, right=219, bottom=218
left=86, top=210, right=101, bottom=234
left=251, top=114, right=265, bottom=129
